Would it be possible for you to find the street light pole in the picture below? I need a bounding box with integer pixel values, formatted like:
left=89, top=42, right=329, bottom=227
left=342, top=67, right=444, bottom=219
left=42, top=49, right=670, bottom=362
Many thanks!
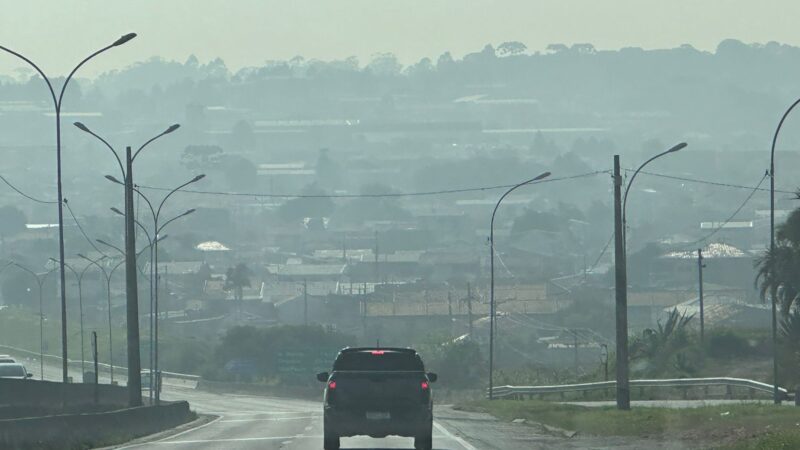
left=110, top=176, right=203, bottom=405
left=75, top=122, right=180, bottom=406
left=49, top=257, right=104, bottom=378
left=614, top=142, right=687, bottom=411
left=11, top=263, right=56, bottom=381
left=768, top=98, right=800, bottom=404
left=698, top=248, right=705, bottom=343
left=488, top=171, right=550, bottom=400
left=0, top=33, right=136, bottom=384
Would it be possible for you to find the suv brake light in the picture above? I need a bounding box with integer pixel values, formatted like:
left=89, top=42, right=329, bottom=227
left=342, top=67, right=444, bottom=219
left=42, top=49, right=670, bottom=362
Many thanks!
left=421, top=381, right=429, bottom=390
left=328, top=381, right=337, bottom=390
left=371, top=350, right=385, bottom=355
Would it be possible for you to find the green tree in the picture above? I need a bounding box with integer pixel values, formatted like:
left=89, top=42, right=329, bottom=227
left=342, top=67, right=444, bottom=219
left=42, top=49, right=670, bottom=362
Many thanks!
left=277, top=183, right=335, bottom=222
left=224, top=263, right=252, bottom=303
left=756, top=202, right=800, bottom=314
left=497, top=41, right=527, bottom=57
left=0, top=205, right=26, bottom=243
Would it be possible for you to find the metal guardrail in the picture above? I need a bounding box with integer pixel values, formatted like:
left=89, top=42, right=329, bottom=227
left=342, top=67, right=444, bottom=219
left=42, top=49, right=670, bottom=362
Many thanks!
left=489, top=377, right=790, bottom=400
left=0, top=344, right=200, bottom=381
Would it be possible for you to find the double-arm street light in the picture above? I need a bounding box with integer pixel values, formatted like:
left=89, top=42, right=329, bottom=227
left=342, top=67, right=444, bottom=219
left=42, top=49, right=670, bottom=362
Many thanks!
left=108, top=177, right=202, bottom=404
left=613, top=142, right=687, bottom=410
left=768, top=98, right=800, bottom=404
left=488, top=171, right=551, bottom=400
left=79, top=236, right=158, bottom=386
left=74, top=121, right=179, bottom=406
left=79, top=254, right=124, bottom=385
left=0, top=33, right=136, bottom=383
left=11, top=263, right=57, bottom=380
left=0, top=33, right=137, bottom=384
left=49, top=256, right=105, bottom=378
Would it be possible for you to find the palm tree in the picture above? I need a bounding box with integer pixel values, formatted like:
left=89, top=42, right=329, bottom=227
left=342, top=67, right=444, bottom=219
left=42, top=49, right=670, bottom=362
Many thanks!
left=756, top=203, right=800, bottom=314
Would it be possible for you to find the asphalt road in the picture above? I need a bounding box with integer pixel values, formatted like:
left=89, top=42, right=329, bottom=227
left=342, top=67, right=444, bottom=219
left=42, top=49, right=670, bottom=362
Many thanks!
left=120, top=385, right=486, bottom=450
left=111, top=384, right=683, bottom=450
left=19, top=353, right=693, bottom=448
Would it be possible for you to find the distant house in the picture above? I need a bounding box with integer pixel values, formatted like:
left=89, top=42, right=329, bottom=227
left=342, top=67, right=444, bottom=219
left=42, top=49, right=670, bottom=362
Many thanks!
left=659, top=242, right=756, bottom=296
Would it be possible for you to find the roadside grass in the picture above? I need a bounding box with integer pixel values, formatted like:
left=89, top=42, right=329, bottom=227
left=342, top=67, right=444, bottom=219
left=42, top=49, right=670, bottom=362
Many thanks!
left=456, top=400, right=800, bottom=448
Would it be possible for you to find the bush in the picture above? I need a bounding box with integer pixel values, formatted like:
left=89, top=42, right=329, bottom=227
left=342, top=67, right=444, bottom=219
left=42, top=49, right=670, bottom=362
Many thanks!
left=706, top=330, right=751, bottom=358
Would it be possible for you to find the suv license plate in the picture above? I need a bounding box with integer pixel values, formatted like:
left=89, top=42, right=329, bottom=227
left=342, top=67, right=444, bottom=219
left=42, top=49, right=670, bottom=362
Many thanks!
left=366, top=411, right=390, bottom=420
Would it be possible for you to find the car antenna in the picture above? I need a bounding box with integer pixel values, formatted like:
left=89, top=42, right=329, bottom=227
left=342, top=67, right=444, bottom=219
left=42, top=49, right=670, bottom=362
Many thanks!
left=376, top=339, right=380, bottom=349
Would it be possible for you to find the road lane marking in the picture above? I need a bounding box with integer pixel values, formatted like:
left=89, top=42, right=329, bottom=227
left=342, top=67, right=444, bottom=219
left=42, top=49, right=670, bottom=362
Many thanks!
left=434, top=421, right=478, bottom=450
left=219, top=416, right=317, bottom=423
left=116, top=416, right=222, bottom=449
left=153, top=436, right=300, bottom=444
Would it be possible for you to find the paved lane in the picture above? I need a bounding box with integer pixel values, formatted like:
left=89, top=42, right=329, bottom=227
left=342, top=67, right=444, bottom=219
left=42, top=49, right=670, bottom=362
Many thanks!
left=119, top=385, right=479, bottom=450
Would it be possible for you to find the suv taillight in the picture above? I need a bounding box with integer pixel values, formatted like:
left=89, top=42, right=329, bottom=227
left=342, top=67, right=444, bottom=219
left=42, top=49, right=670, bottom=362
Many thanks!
left=328, top=381, right=337, bottom=390
left=421, top=381, right=429, bottom=390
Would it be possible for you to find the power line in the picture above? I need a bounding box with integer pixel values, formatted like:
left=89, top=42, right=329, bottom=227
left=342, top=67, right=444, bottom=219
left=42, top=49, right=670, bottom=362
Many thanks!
left=63, top=199, right=108, bottom=257
left=137, top=170, right=611, bottom=199
left=674, top=172, right=769, bottom=251
left=630, top=169, right=794, bottom=195
left=0, top=172, right=56, bottom=204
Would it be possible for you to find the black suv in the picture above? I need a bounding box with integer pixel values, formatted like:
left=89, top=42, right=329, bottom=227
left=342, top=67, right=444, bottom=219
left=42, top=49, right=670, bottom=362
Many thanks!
left=316, top=347, right=438, bottom=450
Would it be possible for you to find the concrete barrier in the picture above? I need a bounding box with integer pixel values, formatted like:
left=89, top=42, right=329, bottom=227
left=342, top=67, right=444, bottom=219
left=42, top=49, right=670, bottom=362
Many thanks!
left=0, top=401, right=191, bottom=449
left=0, top=378, right=127, bottom=409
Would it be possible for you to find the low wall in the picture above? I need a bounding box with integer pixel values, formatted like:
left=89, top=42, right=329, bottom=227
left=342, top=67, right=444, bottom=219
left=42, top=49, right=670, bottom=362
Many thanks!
left=0, top=401, right=191, bottom=449
left=0, top=378, right=127, bottom=409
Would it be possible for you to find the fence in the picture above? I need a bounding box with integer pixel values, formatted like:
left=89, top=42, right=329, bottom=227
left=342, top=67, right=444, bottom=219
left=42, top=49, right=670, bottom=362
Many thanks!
left=489, top=377, right=790, bottom=401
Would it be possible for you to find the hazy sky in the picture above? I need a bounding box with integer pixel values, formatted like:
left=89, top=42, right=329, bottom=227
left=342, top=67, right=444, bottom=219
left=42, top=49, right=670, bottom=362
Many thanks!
left=1, top=0, right=799, bottom=78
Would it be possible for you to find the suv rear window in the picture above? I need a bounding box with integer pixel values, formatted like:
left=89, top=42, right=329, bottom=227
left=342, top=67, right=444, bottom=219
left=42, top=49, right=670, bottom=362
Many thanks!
left=333, top=351, right=424, bottom=371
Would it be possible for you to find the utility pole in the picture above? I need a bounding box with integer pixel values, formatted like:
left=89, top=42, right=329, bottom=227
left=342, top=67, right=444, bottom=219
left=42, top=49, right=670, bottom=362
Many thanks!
left=613, top=154, right=630, bottom=410
left=448, top=291, right=453, bottom=318
left=124, top=146, right=143, bottom=406
left=572, top=330, right=579, bottom=380
left=92, top=331, right=99, bottom=404
left=374, top=231, right=380, bottom=285
left=467, top=283, right=473, bottom=337
left=698, top=248, right=705, bottom=342
left=303, top=278, right=308, bottom=326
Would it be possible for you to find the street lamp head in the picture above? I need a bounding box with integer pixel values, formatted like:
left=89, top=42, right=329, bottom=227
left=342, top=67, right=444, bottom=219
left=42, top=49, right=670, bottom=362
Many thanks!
left=73, top=122, right=90, bottom=133
left=96, top=239, right=110, bottom=247
left=110, top=207, right=124, bottom=216
left=165, top=124, right=181, bottom=134
left=105, top=175, right=123, bottom=185
left=533, top=171, right=551, bottom=182
left=156, top=234, right=168, bottom=243
left=668, top=142, right=688, bottom=153
left=192, top=174, right=206, bottom=182
left=113, top=33, right=137, bottom=47
left=183, top=208, right=196, bottom=217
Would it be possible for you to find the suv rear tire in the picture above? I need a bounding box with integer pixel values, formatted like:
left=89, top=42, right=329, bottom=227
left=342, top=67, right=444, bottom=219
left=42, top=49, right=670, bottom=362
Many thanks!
left=414, top=433, right=432, bottom=450
left=323, top=434, right=340, bottom=450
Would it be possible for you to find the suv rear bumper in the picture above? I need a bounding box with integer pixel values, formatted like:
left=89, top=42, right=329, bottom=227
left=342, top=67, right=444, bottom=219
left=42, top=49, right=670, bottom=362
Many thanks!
left=324, top=406, right=432, bottom=438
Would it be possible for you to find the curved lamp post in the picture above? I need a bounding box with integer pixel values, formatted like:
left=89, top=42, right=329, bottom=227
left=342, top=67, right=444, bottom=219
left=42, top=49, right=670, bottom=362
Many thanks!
left=488, top=171, right=550, bottom=400
left=79, top=254, right=124, bottom=384
left=612, top=142, right=686, bottom=410
left=768, top=98, right=800, bottom=404
left=78, top=238, right=159, bottom=385
left=107, top=175, right=202, bottom=404
left=49, top=256, right=105, bottom=377
left=74, top=121, right=178, bottom=406
left=0, top=33, right=136, bottom=383
left=11, top=263, right=57, bottom=380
